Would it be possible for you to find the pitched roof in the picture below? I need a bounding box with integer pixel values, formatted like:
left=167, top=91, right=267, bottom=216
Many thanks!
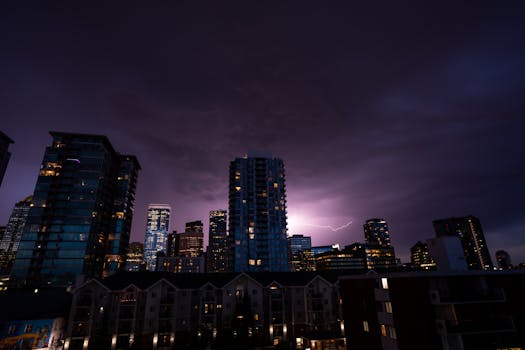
left=98, top=270, right=366, bottom=291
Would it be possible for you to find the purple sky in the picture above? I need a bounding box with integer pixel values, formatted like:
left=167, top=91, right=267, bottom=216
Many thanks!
left=1, top=2, right=524, bottom=263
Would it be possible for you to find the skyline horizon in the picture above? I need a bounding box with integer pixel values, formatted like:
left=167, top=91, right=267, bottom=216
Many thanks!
left=2, top=1, right=524, bottom=266
left=0, top=132, right=517, bottom=265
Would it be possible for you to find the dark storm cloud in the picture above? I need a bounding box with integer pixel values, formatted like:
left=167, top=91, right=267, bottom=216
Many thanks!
left=1, top=1, right=524, bottom=261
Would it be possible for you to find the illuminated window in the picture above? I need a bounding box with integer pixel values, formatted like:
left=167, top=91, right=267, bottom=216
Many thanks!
left=249, top=234, right=255, bottom=239
left=388, top=326, right=397, bottom=339
left=363, top=321, right=369, bottom=332
left=254, top=313, right=259, bottom=321
left=235, top=186, right=241, bottom=191
left=115, top=212, right=124, bottom=219
left=249, top=259, right=256, bottom=265
left=380, top=324, right=387, bottom=336
left=248, top=227, right=255, bottom=233
left=274, top=182, right=279, bottom=188
left=381, top=278, right=389, bottom=289
left=385, top=301, right=393, bottom=313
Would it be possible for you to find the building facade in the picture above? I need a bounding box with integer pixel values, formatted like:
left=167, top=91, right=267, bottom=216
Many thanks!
left=340, top=271, right=525, bottom=350
left=315, top=244, right=366, bottom=271
left=125, top=242, right=145, bottom=272
left=10, top=132, right=140, bottom=287
left=207, top=210, right=230, bottom=273
left=288, top=234, right=313, bottom=272
left=363, top=219, right=397, bottom=270
left=0, top=131, right=14, bottom=188
left=0, top=196, right=32, bottom=274
left=103, top=156, right=141, bottom=277
left=287, top=234, right=311, bottom=255
left=177, top=231, right=204, bottom=258
left=64, top=271, right=345, bottom=350
left=144, top=205, right=171, bottom=272
left=229, top=154, right=289, bottom=272
left=410, top=241, right=436, bottom=270
left=433, top=216, right=493, bottom=270
left=185, top=220, right=203, bottom=234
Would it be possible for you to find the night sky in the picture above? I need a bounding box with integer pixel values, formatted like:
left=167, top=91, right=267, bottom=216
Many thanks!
left=1, top=2, right=524, bottom=263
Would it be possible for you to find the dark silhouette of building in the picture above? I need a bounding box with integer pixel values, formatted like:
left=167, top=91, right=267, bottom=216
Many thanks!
left=410, top=241, right=436, bottom=270
left=433, top=216, right=493, bottom=270
left=207, top=210, right=230, bottom=272
left=166, top=231, right=178, bottom=257
left=340, top=271, right=525, bottom=350
left=10, top=132, right=140, bottom=287
left=229, top=153, right=288, bottom=272
left=0, top=131, right=14, bottom=188
left=495, top=250, right=512, bottom=270
left=0, top=196, right=32, bottom=274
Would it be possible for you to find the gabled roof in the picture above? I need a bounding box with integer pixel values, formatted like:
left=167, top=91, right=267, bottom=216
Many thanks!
left=97, top=270, right=367, bottom=291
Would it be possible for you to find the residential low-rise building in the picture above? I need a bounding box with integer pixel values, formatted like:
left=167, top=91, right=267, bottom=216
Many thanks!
left=64, top=271, right=346, bottom=350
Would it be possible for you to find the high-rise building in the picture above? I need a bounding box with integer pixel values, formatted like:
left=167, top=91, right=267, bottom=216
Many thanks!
left=433, top=216, right=493, bottom=270
left=178, top=231, right=204, bottom=258
left=363, top=218, right=397, bottom=270
left=207, top=209, right=230, bottom=272
left=0, top=196, right=32, bottom=274
left=143, top=204, right=171, bottom=271
left=495, top=250, right=512, bottom=270
left=364, top=218, right=391, bottom=247
left=410, top=241, right=436, bottom=270
left=166, top=231, right=178, bottom=257
left=10, top=132, right=140, bottom=287
left=288, top=234, right=313, bottom=272
left=185, top=220, right=203, bottom=234
left=158, top=226, right=204, bottom=273
left=103, top=155, right=140, bottom=277
left=287, top=234, right=312, bottom=255
left=229, top=153, right=289, bottom=272
left=125, top=242, right=145, bottom=272
left=0, top=131, right=14, bottom=188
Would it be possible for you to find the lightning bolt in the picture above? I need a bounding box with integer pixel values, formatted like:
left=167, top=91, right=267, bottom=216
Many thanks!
left=302, top=220, right=353, bottom=232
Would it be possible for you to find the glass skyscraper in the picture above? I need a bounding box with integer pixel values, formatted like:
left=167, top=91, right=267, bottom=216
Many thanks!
left=143, top=204, right=171, bottom=271
left=363, top=218, right=397, bottom=270
left=10, top=132, right=140, bottom=287
left=0, top=196, right=32, bottom=274
left=433, top=215, right=493, bottom=270
left=229, top=153, right=289, bottom=272
left=206, top=209, right=229, bottom=272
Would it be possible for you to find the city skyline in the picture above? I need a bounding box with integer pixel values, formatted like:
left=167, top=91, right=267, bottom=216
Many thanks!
left=1, top=2, right=525, bottom=264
